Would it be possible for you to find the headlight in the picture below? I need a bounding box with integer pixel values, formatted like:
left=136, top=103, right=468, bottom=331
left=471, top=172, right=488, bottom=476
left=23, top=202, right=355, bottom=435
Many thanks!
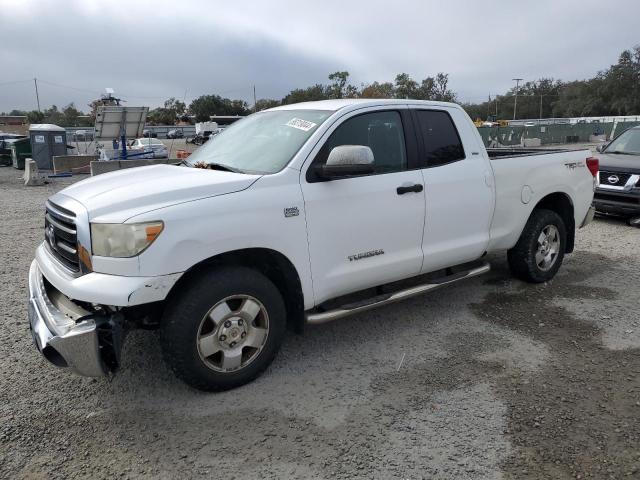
left=91, top=221, right=164, bottom=258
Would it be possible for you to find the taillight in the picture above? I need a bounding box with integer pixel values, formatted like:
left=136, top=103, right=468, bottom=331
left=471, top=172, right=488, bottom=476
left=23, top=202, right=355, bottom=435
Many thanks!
left=586, top=157, right=599, bottom=177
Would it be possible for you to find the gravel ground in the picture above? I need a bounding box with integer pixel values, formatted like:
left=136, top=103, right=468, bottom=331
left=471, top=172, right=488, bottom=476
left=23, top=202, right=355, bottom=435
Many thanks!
left=0, top=165, right=639, bottom=479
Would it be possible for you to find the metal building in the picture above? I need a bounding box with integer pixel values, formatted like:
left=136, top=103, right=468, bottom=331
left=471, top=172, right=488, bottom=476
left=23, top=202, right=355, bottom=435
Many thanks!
left=29, top=124, right=67, bottom=169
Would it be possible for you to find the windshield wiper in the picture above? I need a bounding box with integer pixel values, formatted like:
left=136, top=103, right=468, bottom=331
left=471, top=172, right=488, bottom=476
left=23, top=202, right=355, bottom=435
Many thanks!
left=207, top=163, right=243, bottom=173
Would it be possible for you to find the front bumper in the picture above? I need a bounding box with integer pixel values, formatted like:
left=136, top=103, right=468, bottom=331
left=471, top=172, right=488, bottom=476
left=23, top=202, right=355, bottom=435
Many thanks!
left=28, top=260, right=117, bottom=377
left=593, top=183, right=640, bottom=216
left=35, top=243, right=183, bottom=307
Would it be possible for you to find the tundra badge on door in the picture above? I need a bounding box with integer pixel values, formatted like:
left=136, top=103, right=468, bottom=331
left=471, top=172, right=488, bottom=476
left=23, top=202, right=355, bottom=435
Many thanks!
left=348, top=249, right=384, bottom=261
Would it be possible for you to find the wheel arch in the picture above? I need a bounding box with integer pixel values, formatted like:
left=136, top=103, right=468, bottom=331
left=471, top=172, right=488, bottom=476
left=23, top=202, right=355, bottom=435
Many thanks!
left=531, top=192, right=575, bottom=253
left=166, top=248, right=305, bottom=333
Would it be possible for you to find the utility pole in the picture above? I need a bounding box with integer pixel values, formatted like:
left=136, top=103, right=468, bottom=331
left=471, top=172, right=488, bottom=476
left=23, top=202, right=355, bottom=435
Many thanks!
left=539, top=94, right=543, bottom=119
left=34, top=78, right=41, bottom=112
left=512, top=78, right=523, bottom=120
left=253, top=85, right=257, bottom=113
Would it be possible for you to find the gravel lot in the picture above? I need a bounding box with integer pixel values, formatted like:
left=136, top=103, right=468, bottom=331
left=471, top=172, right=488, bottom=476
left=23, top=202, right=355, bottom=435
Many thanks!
left=0, top=164, right=639, bottom=479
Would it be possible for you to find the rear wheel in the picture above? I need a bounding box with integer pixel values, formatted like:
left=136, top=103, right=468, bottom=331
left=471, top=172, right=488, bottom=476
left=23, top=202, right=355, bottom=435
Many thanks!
left=507, top=209, right=567, bottom=283
left=160, top=266, right=286, bottom=391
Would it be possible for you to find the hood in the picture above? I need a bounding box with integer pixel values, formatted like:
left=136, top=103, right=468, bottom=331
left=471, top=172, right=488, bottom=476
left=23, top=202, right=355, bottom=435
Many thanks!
left=597, top=153, right=640, bottom=174
left=58, top=164, right=261, bottom=222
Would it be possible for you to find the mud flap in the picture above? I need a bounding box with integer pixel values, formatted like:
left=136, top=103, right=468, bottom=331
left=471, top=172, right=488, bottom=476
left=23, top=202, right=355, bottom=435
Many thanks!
left=94, top=312, right=126, bottom=374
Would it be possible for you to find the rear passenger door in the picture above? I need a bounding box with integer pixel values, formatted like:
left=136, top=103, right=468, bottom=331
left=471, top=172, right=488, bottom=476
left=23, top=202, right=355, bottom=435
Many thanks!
left=412, top=108, right=494, bottom=273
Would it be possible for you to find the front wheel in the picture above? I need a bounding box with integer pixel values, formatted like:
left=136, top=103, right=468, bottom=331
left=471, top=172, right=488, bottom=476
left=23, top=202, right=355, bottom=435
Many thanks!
left=507, top=208, right=567, bottom=283
left=160, top=266, right=286, bottom=391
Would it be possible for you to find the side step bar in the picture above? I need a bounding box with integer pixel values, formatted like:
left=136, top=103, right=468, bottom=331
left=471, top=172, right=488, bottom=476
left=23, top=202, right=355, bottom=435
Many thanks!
left=305, top=262, right=490, bottom=325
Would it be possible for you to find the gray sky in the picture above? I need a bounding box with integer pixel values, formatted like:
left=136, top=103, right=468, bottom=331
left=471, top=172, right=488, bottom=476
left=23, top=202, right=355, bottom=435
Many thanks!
left=1, top=0, right=639, bottom=112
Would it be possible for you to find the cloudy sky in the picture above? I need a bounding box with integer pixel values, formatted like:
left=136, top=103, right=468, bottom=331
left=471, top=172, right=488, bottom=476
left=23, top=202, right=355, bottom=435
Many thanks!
left=1, top=0, right=639, bottom=112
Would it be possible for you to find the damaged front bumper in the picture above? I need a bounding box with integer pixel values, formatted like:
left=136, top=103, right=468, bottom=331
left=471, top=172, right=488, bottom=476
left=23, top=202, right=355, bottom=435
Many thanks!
left=28, top=260, right=124, bottom=377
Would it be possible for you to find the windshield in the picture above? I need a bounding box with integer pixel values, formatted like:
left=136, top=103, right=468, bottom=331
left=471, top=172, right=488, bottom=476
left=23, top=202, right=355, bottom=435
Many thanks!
left=605, top=128, right=640, bottom=155
left=186, top=109, right=332, bottom=173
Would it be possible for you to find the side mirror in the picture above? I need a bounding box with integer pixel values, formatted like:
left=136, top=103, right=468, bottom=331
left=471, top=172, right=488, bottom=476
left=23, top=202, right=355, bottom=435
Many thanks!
left=317, top=145, right=375, bottom=179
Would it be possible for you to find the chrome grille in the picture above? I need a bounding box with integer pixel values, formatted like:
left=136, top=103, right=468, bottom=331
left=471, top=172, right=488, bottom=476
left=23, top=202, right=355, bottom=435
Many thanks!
left=45, top=201, right=80, bottom=272
left=600, top=171, right=631, bottom=187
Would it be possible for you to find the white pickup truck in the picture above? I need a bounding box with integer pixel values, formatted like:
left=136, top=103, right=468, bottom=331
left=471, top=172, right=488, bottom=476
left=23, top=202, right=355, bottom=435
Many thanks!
left=29, top=99, right=598, bottom=391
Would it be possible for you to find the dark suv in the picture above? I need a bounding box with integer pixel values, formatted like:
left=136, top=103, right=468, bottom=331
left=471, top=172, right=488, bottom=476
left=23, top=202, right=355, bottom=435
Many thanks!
left=594, top=126, right=640, bottom=223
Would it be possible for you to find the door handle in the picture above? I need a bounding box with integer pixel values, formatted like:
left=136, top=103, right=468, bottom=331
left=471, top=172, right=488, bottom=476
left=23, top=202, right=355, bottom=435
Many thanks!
left=396, top=183, right=424, bottom=195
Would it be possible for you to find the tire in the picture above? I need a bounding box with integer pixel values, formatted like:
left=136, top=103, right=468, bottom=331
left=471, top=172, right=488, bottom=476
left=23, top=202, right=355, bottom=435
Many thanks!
left=160, top=266, right=286, bottom=391
left=507, top=208, right=567, bottom=283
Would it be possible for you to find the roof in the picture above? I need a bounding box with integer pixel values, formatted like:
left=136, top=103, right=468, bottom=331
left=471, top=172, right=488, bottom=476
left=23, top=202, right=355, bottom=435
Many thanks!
left=269, top=98, right=458, bottom=112
left=29, top=124, right=65, bottom=132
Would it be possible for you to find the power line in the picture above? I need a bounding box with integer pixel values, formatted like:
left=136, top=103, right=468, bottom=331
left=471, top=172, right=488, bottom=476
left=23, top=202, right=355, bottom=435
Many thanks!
left=0, top=79, right=32, bottom=86
left=37, top=79, right=103, bottom=95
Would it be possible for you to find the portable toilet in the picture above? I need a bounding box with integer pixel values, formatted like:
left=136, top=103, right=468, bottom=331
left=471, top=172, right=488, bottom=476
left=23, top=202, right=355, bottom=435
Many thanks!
left=29, top=124, right=67, bottom=170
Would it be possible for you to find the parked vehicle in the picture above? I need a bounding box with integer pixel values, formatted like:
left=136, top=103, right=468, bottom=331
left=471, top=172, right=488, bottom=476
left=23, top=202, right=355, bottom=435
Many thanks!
left=186, top=132, right=218, bottom=146
left=128, top=138, right=169, bottom=158
left=167, top=129, right=184, bottom=139
left=72, top=130, right=93, bottom=142
left=594, top=126, right=640, bottom=222
left=0, top=133, right=25, bottom=166
left=28, top=99, right=597, bottom=391
left=142, top=129, right=158, bottom=138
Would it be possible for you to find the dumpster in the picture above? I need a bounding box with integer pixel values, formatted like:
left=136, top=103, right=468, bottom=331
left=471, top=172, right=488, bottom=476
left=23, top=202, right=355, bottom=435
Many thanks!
left=0, top=134, right=25, bottom=166
left=11, top=137, right=32, bottom=170
left=29, top=124, right=67, bottom=170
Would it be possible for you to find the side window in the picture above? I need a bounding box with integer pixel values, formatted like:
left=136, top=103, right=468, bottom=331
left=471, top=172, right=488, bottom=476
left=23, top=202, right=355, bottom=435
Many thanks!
left=311, top=111, right=407, bottom=179
left=414, top=110, right=465, bottom=167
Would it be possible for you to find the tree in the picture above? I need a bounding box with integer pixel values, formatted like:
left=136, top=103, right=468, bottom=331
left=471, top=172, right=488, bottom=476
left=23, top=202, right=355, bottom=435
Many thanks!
left=42, top=105, right=64, bottom=125
left=281, top=84, right=328, bottom=104
left=360, top=81, right=395, bottom=98
left=188, top=95, right=250, bottom=122
left=26, top=110, right=44, bottom=123
left=463, top=44, right=640, bottom=119
left=394, top=73, right=419, bottom=99
left=254, top=99, right=280, bottom=111
left=164, top=97, right=186, bottom=117
left=326, top=71, right=358, bottom=99
left=147, top=97, right=189, bottom=125
left=147, top=107, right=176, bottom=125
left=61, top=103, right=82, bottom=126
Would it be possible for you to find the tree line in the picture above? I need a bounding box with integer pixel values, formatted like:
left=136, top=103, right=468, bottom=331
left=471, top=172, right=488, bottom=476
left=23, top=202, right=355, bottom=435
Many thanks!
left=3, top=45, right=638, bottom=126
left=463, top=46, right=640, bottom=120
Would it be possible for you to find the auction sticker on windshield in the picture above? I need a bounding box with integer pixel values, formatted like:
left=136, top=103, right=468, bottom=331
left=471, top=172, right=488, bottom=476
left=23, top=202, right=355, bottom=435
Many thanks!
left=286, top=118, right=317, bottom=132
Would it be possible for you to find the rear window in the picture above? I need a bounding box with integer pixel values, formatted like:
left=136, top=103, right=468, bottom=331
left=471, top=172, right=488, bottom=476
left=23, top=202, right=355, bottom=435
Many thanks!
left=414, top=110, right=465, bottom=167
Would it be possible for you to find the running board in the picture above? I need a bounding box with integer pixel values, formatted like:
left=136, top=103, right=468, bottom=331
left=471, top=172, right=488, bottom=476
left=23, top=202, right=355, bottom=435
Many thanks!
left=305, top=262, right=490, bottom=325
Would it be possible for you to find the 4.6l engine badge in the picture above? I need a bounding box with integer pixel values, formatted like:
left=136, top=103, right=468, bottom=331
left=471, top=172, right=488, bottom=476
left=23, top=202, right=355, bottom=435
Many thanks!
left=284, top=207, right=299, bottom=218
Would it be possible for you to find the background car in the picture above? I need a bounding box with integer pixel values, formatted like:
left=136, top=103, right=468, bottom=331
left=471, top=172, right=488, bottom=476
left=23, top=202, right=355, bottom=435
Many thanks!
left=594, top=126, right=640, bottom=224
left=128, top=138, right=168, bottom=158
left=142, top=129, right=158, bottom=138
left=167, top=129, right=184, bottom=139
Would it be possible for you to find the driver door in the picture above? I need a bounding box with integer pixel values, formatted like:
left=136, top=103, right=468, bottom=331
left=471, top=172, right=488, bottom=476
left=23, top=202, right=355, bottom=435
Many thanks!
left=301, top=109, right=426, bottom=305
